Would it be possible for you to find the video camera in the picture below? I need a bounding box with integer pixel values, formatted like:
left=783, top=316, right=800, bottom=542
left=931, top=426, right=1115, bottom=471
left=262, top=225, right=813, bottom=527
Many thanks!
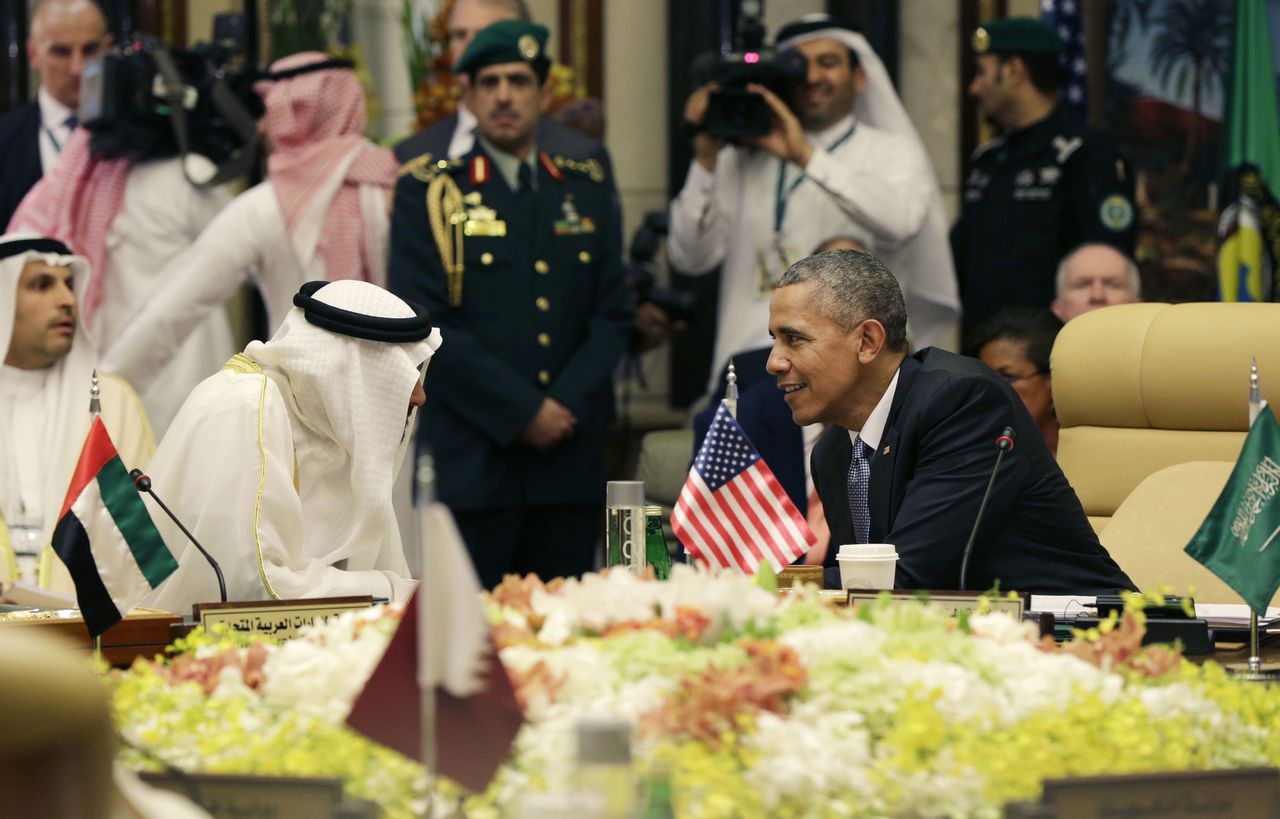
left=78, top=13, right=263, bottom=185
left=695, top=10, right=806, bottom=141
left=624, top=211, right=696, bottom=324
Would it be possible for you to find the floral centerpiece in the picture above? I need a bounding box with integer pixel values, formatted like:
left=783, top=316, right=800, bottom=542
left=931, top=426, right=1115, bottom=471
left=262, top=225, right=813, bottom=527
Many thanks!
left=108, top=568, right=1280, bottom=818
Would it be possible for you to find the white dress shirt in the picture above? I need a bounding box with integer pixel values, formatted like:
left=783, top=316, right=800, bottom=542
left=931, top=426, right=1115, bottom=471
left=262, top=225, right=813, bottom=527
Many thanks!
left=36, top=87, right=76, bottom=173
left=848, top=369, right=900, bottom=453
left=447, top=103, right=479, bottom=159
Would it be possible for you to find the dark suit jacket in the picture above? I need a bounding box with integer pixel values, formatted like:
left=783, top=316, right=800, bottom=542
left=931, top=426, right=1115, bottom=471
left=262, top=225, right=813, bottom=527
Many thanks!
left=0, top=101, right=43, bottom=230
left=388, top=144, right=633, bottom=510
left=813, top=348, right=1135, bottom=594
left=694, top=377, right=806, bottom=514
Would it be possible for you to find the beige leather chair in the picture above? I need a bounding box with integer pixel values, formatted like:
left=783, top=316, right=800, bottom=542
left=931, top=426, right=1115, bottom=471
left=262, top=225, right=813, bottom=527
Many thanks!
left=635, top=428, right=695, bottom=518
left=1097, top=461, right=1257, bottom=603
left=1052, top=302, right=1280, bottom=532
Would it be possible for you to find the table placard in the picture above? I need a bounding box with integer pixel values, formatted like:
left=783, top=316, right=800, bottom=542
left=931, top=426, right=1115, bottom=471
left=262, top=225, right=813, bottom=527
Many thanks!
left=846, top=590, right=1026, bottom=619
left=193, top=596, right=374, bottom=639
left=1004, top=767, right=1280, bottom=818
left=139, top=771, right=379, bottom=819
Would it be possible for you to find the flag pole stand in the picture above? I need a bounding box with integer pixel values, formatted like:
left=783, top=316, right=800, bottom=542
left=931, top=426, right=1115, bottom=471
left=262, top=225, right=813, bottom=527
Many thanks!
left=415, top=450, right=439, bottom=814
left=1226, top=611, right=1280, bottom=682
left=1228, top=362, right=1279, bottom=682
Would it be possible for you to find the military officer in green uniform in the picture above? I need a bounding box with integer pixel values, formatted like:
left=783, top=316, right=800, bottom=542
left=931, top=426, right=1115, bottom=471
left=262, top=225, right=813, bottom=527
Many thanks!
left=388, top=20, right=633, bottom=589
left=951, top=17, right=1137, bottom=339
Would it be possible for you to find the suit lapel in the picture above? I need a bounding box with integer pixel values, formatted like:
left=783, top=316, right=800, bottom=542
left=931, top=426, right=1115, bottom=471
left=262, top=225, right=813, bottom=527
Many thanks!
left=868, top=427, right=897, bottom=540
left=868, top=354, right=922, bottom=540
left=815, top=427, right=853, bottom=564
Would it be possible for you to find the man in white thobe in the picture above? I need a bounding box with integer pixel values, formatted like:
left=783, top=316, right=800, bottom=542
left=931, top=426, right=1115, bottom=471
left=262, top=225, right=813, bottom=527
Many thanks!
left=0, top=233, right=153, bottom=590
left=144, top=280, right=442, bottom=611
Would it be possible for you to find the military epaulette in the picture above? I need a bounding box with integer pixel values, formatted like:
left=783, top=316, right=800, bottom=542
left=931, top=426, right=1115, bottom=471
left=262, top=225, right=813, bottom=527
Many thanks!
left=398, top=153, right=464, bottom=182
left=969, top=137, right=1004, bottom=163
left=551, top=154, right=606, bottom=184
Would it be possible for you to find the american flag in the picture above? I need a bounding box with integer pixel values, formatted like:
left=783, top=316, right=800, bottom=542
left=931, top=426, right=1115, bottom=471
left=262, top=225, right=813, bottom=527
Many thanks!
left=1043, top=0, right=1088, bottom=120
left=672, top=402, right=815, bottom=574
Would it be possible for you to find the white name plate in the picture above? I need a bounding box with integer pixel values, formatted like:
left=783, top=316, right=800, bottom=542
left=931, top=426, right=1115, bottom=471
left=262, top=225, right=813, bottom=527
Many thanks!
left=844, top=590, right=1026, bottom=619
left=193, top=596, right=374, bottom=639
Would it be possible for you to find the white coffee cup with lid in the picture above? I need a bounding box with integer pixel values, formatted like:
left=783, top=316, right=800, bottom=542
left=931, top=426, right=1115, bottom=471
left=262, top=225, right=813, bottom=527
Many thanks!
left=836, top=543, right=898, bottom=590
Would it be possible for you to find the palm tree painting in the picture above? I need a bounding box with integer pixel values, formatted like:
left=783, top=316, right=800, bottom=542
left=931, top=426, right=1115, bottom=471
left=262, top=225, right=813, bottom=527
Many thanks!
left=1148, top=0, right=1233, bottom=173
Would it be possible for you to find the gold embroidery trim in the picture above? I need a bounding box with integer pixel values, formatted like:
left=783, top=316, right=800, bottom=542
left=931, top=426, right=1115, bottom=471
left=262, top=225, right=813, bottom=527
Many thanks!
left=252, top=372, right=282, bottom=600
left=223, top=353, right=263, bottom=375
left=0, top=507, right=18, bottom=584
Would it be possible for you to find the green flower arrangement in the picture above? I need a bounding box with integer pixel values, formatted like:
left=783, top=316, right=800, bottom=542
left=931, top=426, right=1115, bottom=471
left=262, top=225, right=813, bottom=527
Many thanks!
left=108, top=571, right=1280, bottom=818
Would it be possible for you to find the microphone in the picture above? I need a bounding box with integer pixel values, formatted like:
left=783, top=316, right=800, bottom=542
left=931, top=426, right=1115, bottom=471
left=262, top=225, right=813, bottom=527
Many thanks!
left=958, top=427, right=1016, bottom=591
left=129, top=468, right=227, bottom=603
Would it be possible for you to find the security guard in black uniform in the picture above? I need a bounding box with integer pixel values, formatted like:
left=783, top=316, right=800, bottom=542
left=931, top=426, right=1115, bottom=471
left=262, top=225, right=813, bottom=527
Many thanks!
left=388, top=20, right=633, bottom=589
left=951, top=17, right=1137, bottom=338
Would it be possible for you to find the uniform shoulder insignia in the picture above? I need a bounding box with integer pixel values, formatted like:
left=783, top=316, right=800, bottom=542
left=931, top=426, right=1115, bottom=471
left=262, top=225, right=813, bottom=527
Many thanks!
left=398, top=153, right=462, bottom=182
left=969, top=137, right=1003, bottom=163
left=552, top=154, right=606, bottom=184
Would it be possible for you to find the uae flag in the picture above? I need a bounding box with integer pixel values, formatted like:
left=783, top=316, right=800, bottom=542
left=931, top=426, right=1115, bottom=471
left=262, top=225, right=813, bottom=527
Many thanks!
left=51, top=417, right=177, bottom=637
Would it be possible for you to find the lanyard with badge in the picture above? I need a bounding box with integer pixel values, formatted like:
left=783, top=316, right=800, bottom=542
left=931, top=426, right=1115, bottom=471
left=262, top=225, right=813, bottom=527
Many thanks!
left=757, top=121, right=857, bottom=295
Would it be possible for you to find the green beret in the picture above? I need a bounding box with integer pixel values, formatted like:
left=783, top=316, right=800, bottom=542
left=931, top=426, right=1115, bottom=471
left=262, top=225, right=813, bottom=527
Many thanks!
left=972, top=17, right=1064, bottom=55
left=455, top=20, right=551, bottom=78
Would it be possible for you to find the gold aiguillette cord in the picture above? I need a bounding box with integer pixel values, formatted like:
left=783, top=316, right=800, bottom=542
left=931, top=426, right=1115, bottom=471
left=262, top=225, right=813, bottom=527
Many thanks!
left=427, top=172, right=466, bottom=305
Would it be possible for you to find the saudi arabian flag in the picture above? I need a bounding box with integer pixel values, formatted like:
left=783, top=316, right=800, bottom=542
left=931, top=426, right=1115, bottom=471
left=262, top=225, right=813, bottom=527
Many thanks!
left=1185, top=405, right=1280, bottom=615
left=51, top=417, right=178, bottom=637
left=1216, top=0, right=1280, bottom=302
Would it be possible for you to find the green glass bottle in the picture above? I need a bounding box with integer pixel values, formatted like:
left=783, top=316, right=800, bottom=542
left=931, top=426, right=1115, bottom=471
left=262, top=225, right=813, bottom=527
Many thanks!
left=643, top=505, right=673, bottom=580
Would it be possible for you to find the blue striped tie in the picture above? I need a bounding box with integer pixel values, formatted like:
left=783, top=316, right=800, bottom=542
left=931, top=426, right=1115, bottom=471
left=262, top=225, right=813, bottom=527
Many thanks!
left=846, top=438, right=871, bottom=544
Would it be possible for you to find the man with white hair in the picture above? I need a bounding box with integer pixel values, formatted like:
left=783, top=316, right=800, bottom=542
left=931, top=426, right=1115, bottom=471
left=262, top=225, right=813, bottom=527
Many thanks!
left=0, top=0, right=110, bottom=229
left=1050, top=242, right=1142, bottom=322
left=144, top=280, right=442, bottom=611
left=669, top=14, right=960, bottom=395
left=0, top=233, right=152, bottom=589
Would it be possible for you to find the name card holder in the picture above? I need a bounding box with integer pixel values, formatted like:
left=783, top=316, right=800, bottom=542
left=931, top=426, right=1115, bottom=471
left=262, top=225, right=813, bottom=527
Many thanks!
left=140, top=771, right=378, bottom=819
left=192, top=596, right=374, bottom=640
left=845, top=590, right=1027, bottom=620
left=1003, top=767, right=1280, bottom=819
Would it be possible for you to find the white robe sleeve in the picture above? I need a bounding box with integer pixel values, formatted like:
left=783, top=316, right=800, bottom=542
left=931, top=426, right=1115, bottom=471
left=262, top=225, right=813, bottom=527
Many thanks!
left=144, top=370, right=413, bottom=613
left=802, top=129, right=933, bottom=248
left=667, top=155, right=734, bottom=275
left=100, top=187, right=269, bottom=393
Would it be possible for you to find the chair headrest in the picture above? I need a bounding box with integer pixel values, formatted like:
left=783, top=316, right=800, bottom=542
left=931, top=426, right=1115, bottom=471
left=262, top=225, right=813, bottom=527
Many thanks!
left=1053, top=302, right=1280, bottom=431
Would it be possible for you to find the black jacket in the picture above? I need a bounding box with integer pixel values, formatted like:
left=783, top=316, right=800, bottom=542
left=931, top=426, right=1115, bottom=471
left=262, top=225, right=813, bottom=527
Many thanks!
left=388, top=144, right=634, bottom=510
left=814, top=348, right=1135, bottom=594
left=0, top=101, right=43, bottom=230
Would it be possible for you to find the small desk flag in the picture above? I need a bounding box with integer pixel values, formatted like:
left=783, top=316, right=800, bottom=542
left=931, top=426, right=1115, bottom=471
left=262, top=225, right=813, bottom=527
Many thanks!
left=672, top=402, right=815, bottom=574
left=51, top=417, right=177, bottom=637
left=1185, top=405, right=1280, bottom=614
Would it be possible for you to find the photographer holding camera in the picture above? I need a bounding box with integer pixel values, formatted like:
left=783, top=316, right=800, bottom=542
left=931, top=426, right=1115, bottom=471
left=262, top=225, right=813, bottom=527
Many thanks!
left=7, top=24, right=264, bottom=434
left=669, top=14, right=959, bottom=397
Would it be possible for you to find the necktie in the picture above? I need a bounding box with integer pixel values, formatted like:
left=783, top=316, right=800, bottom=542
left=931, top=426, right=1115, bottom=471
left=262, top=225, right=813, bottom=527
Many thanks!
left=65, top=114, right=79, bottom=130
left=517, top=162, right=534, bottom=196
left=846, top=437, right=871, bottom=544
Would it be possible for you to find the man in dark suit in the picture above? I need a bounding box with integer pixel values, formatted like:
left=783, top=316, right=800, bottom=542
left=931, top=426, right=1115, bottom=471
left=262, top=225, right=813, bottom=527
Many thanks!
left=388, top=20, right=633, bottom=589
left=0, top=0, right=109, bottom=229
left=392, top=0, right=615, bottom=189
left=767, top=249, right=1134, bottom=593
